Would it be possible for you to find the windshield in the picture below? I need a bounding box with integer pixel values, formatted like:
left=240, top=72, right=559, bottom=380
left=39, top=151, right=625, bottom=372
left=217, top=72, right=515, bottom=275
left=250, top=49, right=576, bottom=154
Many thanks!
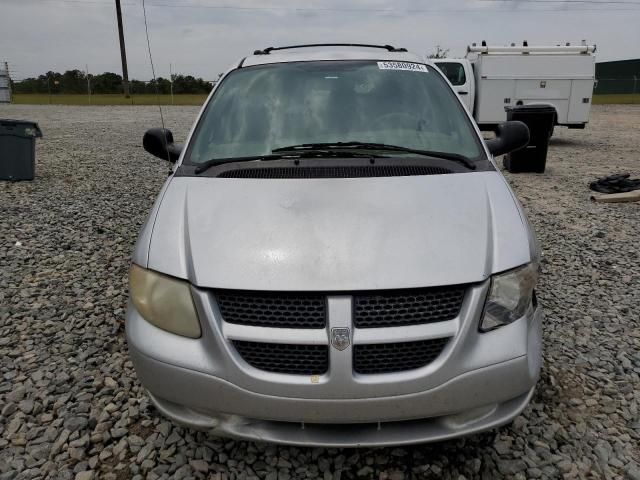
left=186, top=60, right=483, bottom=164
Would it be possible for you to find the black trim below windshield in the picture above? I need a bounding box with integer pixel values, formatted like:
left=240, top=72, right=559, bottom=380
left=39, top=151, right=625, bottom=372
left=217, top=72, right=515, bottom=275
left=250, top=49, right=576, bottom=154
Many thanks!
left=175, top=156, right=495, bottom=178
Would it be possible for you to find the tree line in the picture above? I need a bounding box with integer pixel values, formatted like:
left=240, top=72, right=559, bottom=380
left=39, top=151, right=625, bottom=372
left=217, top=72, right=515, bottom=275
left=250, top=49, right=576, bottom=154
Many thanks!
left=13, top=69, right=215, bottom=95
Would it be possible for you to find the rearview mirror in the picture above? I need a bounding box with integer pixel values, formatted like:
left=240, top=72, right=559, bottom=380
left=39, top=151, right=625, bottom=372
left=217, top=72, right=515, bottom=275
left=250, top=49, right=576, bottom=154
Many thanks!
left=143, top=128, right=183, bottom=162
left=485, top=121, right=530, bottom=157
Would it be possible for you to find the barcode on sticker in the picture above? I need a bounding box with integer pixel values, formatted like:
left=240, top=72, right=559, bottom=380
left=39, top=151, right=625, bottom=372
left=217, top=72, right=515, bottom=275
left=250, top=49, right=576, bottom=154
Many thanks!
left=377, top=62, right=428, bottom=72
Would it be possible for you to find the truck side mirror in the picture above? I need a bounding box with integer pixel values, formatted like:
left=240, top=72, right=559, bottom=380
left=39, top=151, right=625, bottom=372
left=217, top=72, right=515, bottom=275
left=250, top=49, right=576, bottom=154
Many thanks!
left=143, top=128, right=183, bottom=162
left=485, top=121, right=530, bottom=157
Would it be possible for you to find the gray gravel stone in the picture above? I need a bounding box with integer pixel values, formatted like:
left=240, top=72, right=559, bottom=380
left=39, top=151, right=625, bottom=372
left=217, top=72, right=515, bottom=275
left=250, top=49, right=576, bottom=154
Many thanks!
left=64, top=418, right=88, bottom=433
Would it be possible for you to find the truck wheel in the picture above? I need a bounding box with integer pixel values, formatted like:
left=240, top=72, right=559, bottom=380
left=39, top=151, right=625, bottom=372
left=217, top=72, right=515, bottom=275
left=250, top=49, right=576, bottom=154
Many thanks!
left=549, top=125, right=555, bottom=138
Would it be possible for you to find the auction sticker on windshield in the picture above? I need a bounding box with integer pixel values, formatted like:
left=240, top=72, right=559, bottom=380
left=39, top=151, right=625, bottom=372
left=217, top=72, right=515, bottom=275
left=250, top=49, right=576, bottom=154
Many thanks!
left=377, top=61, right=428, bottom=72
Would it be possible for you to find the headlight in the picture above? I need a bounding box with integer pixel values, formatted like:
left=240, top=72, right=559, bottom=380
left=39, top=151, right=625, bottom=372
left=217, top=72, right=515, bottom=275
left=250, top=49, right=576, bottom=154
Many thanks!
left=480, top=262, right=539, bottom=332
left=129, top=264, right=201, bottom=338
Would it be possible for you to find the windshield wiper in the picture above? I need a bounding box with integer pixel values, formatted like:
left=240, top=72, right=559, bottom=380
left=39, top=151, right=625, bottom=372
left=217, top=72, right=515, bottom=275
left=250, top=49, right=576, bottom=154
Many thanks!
left=273, top=142, right=477, bottom=170
left=193, top=150, right=383, bottom=175
left=195, top=154, right=282, bottom=174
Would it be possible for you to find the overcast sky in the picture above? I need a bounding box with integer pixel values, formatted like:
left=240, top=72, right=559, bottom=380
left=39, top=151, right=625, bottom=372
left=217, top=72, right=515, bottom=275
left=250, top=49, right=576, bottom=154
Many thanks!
left=2, top=0, right=640, bottom=81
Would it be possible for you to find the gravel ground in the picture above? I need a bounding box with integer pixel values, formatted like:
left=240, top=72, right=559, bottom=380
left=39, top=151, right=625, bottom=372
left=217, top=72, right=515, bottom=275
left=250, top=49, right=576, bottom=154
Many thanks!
left=1, top=104, right=639, bottom=480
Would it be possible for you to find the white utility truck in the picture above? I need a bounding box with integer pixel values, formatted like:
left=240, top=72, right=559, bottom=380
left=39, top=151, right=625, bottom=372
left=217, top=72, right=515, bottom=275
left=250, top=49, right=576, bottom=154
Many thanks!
left=435, top=43, right=596, bottom=132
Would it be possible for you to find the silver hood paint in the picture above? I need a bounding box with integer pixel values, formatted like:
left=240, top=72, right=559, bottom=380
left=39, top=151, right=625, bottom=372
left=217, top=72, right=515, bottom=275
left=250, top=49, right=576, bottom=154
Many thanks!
left=143, top=171, right=532, bottom=291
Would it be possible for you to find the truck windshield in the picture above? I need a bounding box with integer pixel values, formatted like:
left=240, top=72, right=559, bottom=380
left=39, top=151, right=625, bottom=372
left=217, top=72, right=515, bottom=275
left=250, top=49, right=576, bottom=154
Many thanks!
left=435, top=62, right=467, bottom=86
left=186, top=60, right=483, bottom=164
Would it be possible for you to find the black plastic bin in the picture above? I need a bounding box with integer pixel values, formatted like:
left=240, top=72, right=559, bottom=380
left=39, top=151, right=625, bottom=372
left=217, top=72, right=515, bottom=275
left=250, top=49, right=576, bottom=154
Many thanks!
left=503, top=105, right=555, bottom=173
left=0, top=119, right=43, bottom=181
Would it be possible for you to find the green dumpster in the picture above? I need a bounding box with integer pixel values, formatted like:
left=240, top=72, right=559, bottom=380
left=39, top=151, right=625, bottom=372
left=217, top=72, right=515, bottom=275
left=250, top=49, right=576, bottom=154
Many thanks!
left=0, top=119, right=43, bottom=180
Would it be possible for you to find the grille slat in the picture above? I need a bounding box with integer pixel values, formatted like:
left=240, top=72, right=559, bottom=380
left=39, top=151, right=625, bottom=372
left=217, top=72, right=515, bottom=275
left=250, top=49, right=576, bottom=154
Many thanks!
left=215, top=291, right=326, bottom=329
left=217, top=165, right=451, bottom=179
left=354, top=286, right=465, bottom=329
left=233, top=341, right=328, bottom=375
left=354, top=338, right=449, bottom=374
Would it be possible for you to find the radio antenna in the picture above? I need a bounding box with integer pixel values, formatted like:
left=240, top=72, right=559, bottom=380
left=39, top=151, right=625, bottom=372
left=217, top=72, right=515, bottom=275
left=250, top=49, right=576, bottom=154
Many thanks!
left=141, top=0, right=169, bottom=159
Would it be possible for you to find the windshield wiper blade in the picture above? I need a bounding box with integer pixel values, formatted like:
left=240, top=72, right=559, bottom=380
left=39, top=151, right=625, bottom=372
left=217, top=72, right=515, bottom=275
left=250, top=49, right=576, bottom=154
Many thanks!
left=273, top=142, right=476, bottom=170
left=194, top=150, right=383, bottom=175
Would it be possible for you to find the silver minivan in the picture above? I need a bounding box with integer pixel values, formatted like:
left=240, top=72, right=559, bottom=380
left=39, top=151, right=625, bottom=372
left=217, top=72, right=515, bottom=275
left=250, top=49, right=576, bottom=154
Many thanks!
left=126, top=44, right=542, bottom=447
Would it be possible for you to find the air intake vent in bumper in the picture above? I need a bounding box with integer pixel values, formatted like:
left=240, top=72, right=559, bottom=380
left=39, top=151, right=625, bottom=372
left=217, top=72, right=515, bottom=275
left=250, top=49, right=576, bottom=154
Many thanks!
left=232, top=341, right=329, bottom=375
left=354, top=286, right=465, bottom=328
left=354, top=338, right=449, bottom=374
left=215, top=290, right=326, bottom=329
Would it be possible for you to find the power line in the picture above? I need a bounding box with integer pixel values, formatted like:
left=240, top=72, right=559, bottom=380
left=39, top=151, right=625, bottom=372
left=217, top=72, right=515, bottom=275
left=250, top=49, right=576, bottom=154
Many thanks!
left=7, top=0, right=640, bottom=10
left=143, top=1, right=640, bottom=10
left=16, top=0, right=135, bottom=4
left=481, top=0, right=640, bottom=3
left=142, top=0, right=168, bottom=157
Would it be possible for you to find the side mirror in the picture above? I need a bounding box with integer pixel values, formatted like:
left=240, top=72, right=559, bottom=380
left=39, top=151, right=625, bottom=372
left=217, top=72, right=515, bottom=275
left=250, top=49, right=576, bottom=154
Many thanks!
left=143, top=128, right=183, bottom=162
left=485, top=121, right=530, bottom=157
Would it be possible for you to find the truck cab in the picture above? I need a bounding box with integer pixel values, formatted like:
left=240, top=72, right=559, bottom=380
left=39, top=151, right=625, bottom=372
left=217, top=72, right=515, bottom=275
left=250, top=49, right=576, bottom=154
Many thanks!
left=434, top=59, right=475, bottom=113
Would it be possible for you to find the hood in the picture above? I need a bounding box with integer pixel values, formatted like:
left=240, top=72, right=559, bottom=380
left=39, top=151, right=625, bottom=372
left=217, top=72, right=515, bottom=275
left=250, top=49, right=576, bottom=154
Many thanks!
left=146, top=172, right=532, bottom=291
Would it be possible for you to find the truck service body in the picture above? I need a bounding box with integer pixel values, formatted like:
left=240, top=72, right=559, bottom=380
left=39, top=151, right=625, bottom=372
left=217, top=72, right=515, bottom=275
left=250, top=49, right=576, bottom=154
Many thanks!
left=436, top=44, right=596, bottom=130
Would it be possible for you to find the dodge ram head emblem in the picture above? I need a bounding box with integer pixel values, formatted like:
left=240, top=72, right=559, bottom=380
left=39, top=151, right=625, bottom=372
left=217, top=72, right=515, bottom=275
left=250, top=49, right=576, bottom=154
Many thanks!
left=331, top=327, right=351, bottom=351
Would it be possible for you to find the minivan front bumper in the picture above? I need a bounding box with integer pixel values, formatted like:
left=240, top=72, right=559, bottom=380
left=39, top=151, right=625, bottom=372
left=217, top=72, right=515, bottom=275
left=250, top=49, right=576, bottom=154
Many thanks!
left=126, top=281, right=543, bottom=447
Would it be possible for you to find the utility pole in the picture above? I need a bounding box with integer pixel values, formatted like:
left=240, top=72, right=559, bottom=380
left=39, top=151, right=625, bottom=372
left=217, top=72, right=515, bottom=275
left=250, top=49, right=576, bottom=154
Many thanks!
left=169, top=63, right=174, bottom=105
left=115, top=0, right=130, bottom=98
left=2, top=62, right=11, bottom=103
left=86, top=64, right=91, bottom=105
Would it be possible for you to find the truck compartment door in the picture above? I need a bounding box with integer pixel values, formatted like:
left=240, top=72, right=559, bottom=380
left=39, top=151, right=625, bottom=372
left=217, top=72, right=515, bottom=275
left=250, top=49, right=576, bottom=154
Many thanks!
left=475, top=79, right=516, bottom=124
left=514, top=79, right=570, bottom=100
left=514, top=80, right=570, bottom=123
left=568, top=79, right=594, bottom=123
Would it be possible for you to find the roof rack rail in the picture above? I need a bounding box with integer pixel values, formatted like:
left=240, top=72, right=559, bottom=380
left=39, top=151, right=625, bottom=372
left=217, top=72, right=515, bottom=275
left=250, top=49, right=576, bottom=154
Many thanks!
left=253, top=43, right=408, bottom=55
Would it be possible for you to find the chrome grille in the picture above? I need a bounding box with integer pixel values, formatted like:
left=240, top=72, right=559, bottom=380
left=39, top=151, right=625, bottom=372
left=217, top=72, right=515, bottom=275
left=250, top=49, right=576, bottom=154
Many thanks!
left=221, top=288, right=462, bottom=376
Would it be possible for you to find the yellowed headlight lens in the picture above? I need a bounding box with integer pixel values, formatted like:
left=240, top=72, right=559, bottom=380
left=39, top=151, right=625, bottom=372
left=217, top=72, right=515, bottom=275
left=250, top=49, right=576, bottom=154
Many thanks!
left=481, top=262, right=539, bottom=332
left=129, top=264, right=201, bottom=338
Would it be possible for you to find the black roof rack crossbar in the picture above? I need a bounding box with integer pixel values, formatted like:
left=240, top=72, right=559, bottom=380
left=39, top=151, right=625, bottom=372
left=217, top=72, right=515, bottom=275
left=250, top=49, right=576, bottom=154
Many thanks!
left=253, top=44, right=408, bottom=55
